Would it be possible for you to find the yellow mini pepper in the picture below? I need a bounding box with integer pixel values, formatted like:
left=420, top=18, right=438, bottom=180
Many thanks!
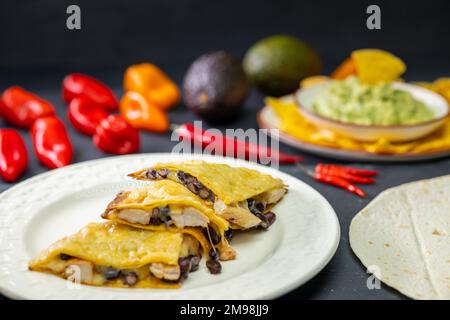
left=124, top=63, right=180, bottom=110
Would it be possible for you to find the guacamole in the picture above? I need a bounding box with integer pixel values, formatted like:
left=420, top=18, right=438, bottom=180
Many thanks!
left=311, top=77, right=434, bottom=125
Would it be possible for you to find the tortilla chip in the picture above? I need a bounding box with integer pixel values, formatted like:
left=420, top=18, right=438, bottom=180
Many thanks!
left=351, top=49, right=406, bottom=84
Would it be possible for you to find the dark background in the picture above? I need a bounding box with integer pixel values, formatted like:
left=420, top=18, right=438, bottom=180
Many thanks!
left=0, top=0, right=449, bottom=300
left=1, top=0, right=449, bottom=76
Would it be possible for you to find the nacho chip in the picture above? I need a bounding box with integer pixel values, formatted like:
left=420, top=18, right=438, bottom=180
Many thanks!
left=351, top=49, right=406, bottom=84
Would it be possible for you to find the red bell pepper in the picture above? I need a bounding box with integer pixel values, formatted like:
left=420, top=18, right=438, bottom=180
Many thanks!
left=68, top=96, right=109, bottom=135
left=93, top=115, right=140, bottom=154
left=0, top=98, right=5, bottom=117
left=1, top=86, right=55, bottom=128
left=0, top=129, right=28, bottom=182
left=31, top=116, right=73, bottom=169
left=62, top=73, right=118, bottom=110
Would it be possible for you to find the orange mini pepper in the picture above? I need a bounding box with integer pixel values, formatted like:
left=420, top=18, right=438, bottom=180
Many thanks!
left=120, top=91, right=169, bottom=133
left=124, top=63, right=180, bottom=110
left=331, top=57, right=357, bottom=80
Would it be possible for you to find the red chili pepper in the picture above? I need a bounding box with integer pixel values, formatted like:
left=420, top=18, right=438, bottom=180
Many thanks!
left=93, top=115, right=140, bottom=155
left=314, top=172, right=366, bottom=198
left=315, top=164, right=375, bottom=184
left=62, top=73, right=118, bottom=110
left=0, top=129, right=28, bottom=182
left=319, top=164, right=378, bottom=177
left=68, top=96, right=109, bottom=136
left=1, top=86, right=55, bottom=128
left=31, top=116, right=73, bottom=169
left=175, top=123, right=303, bottom=164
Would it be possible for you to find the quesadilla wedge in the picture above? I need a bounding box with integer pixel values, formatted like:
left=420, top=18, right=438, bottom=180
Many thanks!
left=128, top=160, right=287, bottom=230
left=29, top=221, right=210, bottom=288
left=102, top=180, right=236, bottom=261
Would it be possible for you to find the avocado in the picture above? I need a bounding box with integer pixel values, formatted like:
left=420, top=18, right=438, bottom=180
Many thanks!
left=243, top=35, right=322, bottom=96
left=183, top=51, right=250, bottom=122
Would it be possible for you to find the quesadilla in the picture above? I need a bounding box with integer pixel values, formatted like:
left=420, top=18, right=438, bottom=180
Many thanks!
left=29, top=221, right=210, bottom=288
left=128, top=160, right=287, bottom=230
left=350, top=175, right=450, bottom=300
left=102, top=179, right=236, bottom=261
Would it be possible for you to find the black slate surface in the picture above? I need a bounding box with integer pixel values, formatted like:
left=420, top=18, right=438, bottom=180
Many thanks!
left=0, top=68, right=449, bottom=300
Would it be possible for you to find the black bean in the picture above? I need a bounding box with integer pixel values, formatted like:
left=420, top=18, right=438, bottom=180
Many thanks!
left=198, top=188, right=210, bottom=199
left=157, top=169, right=169, bottom=178
left=190, top=255, right=201, bottom=272
left=224, top=229, right=234, bottom=241
left=149, top=207, right=161, bottom=225
left=150, top=216, right=161, bottom=225
left=210, top=228, right=220, bottom=245
left=151, top=207, right=160, bottom=216
left=177, top=171, right=187, bottom=183
left=265, top=212, right=276, bottom=227
left=185, top=175, right=196, bottom=184
left=247, top=199, right=261, bottom=215
left=186, top=182, right=198, bottom=194
left=122, top=271, right=138, bottom=286
left=178, top=257, right=192, bottom=274
left=60, top=253, right=72, bottom=260
left=209, top=193, right=215, bottom=202
left=203, top=227, right=220, bottom=245
left=159, top=206, right=171, bottom=226
left=209, top=248, right=219, bottom=261
left=254, top=212, right=269, bottom=229
left=159, top=206, right=170, bottom=215
left=145, top=169, right=158, bottom=179
left=193, top=179, right=204, bottom=189
left=104, top=267, right=120, bottom=280
left=255, top=202, right=266, bottom=212
left=206, top=260, right=222, bottom=274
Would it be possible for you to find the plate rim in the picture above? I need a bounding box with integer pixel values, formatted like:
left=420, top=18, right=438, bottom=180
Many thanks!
left=257, top=105, right=450, bottom=162
left=0, top=153, right=340, bottom=300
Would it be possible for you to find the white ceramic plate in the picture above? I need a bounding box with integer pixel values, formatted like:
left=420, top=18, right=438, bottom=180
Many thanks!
left=258, top=104, right=450, bottom=162
left=0, top=153, right=339, bottom=300
left=295, top=82, right=449, bottom=142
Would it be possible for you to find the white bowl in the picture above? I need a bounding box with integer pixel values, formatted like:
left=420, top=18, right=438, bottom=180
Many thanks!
left=295, top=82, right=449, bottom=142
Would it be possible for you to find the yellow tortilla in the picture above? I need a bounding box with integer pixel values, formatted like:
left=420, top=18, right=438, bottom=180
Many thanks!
left=103, top=179, right=229, bottom=235
left=129, top=160, right=285, bottom=205
left=29, top=222, right=210, bottom=288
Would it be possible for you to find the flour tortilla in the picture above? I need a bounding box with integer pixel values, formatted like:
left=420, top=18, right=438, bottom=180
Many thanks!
left=349, top=175, right=450, bottom=300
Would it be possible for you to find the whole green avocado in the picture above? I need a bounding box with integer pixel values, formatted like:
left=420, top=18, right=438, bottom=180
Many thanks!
left=243, top=35, right=322, bottom=96
left=183, top=51, right=250, bottom=122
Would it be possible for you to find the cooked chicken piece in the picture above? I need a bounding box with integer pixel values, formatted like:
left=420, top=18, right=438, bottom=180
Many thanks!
left=214, top=199, right=261, bottom=229
left=149, top=263, right=181, bottom=281
left=259, top=188, right=287, bottom=204
left=217, top=239, right=236, bottom=261
left=213, top=199, right=227, bottom=213
left=170, top=207, right=209, bottom=228
left=117, top=209, right=152, bottom=225
left=180, top=235, right=200, bottom=257
left=64, top=259, right=94, bottom=284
